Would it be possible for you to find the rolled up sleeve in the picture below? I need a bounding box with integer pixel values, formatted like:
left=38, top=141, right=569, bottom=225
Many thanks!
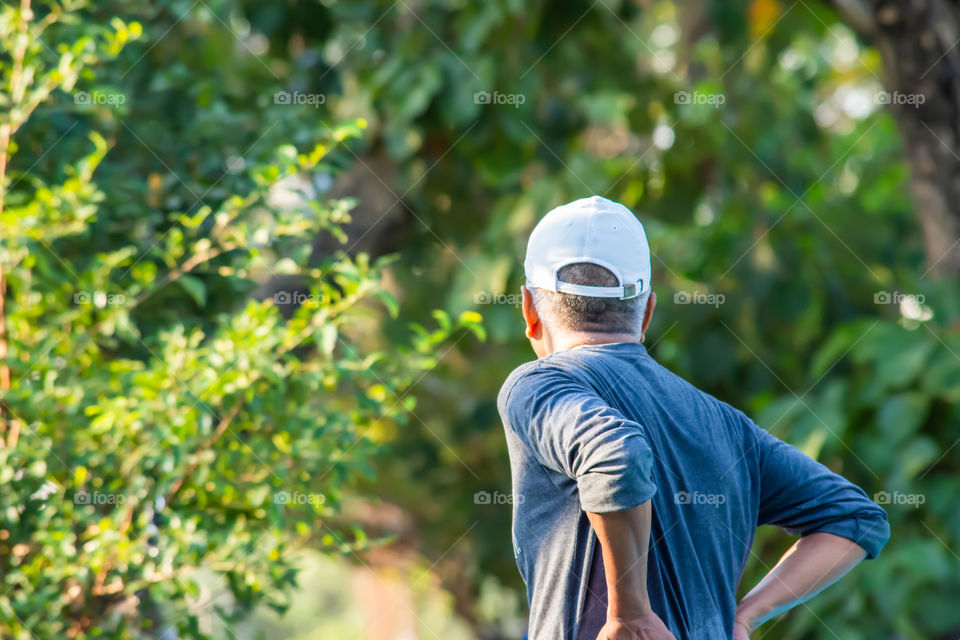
left=752, top=423, right=891, bottom=559
left=501, top=365, right=657, bottom=513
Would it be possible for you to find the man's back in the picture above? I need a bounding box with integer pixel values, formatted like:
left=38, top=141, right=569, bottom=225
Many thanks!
left=498, top=341, right=889, bottom=639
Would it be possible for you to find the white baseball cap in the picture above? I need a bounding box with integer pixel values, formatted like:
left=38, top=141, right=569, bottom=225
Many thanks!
left=524, top=196, right=651, bottom=299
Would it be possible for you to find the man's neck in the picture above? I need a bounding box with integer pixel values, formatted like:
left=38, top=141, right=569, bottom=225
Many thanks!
left=550, top=331, right=641, bottom=354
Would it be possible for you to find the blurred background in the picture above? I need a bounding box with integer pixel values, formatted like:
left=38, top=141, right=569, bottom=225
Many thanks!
left=2, top=0, right=959, bottom=638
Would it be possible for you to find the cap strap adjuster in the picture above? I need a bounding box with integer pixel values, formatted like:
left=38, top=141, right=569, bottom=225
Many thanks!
left=551, top=279, right=644, bottom=299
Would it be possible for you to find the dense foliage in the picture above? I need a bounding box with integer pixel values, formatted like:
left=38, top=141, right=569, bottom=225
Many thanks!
left=0, top=2, right=480, bottom=638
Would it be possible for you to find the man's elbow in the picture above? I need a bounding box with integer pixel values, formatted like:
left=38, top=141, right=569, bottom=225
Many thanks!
left=844, top=507, right=891, bottom=560
left=804, top=504, right=891, bottom=560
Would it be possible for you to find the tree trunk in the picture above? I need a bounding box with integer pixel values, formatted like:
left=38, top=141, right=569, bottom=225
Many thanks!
left=830, top=0, right=960, bottom=277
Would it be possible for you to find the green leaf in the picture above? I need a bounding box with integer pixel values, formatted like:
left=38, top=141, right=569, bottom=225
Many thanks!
left=458, top=310, right=487, bottom=341
left=432, top=309, right=452, bottom=332
left=177, top=275, right=207, bottom=307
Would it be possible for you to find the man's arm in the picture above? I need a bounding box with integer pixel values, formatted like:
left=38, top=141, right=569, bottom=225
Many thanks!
left=739, top=418, right=890, bottom=637
left=733, top=532, right=867, bottom=639
left=586, top=502, right=675, bottom=640
left=501, top=367, right=667, bottom=638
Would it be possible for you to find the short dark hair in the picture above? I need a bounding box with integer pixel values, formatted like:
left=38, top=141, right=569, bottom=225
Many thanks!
left=531, top=262, right=647, bottom=335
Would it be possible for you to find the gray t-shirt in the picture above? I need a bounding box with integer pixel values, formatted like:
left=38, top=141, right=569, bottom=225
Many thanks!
left=498, top=342, right=890, bottom=640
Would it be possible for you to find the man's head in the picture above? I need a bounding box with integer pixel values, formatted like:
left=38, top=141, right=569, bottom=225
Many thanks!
left=520, top=196, right=656, bottom=357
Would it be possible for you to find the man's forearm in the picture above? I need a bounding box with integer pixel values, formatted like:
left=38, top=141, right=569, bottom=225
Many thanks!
left=586, top=501, right=654, bottom=618
left=586, top=502, right=675, bottom=640
left=736, top=532, right=867, bottom=631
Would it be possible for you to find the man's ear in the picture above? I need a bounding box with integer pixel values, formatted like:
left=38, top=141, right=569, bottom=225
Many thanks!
left=640, top=291, right=656, bottom=342
left=521, top=285, right=541, bottom=340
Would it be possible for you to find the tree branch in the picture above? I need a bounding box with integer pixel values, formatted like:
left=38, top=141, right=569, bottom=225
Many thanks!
left=165, top=401, right=243, bottom=503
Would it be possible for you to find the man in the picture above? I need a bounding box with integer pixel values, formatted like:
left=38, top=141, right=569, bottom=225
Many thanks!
left=497, top=196, right=890, bottom=640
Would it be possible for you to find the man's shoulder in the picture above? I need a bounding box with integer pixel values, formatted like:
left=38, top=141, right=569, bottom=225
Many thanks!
left=496, top=357, right=589, bottom=416
left=498, top=359, right=554, bottom=406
